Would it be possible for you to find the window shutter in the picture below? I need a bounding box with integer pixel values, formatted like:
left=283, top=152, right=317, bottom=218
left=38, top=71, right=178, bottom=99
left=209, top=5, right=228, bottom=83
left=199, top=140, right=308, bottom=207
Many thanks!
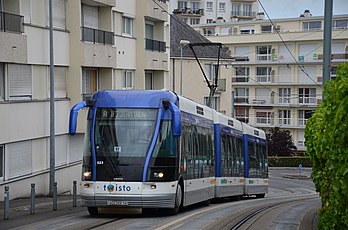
left=54, top=67, right=67, bottom=98
left=8, top=64, right=32, bottom=100
left=53, top=0, right=66, bottom=29
left=55, top=135, right=67, bottom=166
left=82, top=5, right=99, bottom=29
left=8, top=141, right=32, bottom=179
left=21, top=0, right=31, bottom=23
left=69, top=134, right=83, bottom=163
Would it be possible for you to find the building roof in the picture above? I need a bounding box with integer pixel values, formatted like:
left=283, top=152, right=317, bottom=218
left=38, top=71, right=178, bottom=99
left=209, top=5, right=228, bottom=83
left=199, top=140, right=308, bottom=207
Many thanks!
left=170, top=14, right=233, bottom=60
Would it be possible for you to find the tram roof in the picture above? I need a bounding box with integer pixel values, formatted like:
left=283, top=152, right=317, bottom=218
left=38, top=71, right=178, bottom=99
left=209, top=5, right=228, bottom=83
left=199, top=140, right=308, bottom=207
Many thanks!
left=242, top=123, right=266, bottom=139
left=91, top=90, right=179, bottom=108
left=213, top=111, right=243, bottom=131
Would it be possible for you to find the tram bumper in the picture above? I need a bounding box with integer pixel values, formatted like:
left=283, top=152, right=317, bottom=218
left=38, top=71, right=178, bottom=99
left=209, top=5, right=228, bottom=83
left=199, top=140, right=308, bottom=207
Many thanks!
left=80, top=181, right=178, bottom=209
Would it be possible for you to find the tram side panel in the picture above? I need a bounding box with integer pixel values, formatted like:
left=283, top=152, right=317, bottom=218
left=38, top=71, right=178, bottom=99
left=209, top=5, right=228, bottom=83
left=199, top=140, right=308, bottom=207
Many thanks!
left=242, top=123, right=269, bottom=197
left=213, top=112, right=245, bottom=199
left=178, top=96, right=215, bottom=207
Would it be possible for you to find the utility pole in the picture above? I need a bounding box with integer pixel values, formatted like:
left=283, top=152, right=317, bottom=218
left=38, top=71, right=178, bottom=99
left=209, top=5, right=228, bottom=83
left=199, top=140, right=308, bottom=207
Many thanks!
left=322, top=0, right=333, bottom=99
left=49, top=0, right=55, bottom=197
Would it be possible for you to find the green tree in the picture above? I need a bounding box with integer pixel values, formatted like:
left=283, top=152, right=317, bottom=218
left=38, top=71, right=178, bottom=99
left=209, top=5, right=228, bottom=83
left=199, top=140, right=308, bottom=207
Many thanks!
left=305, top=63, right=348, bottom=229
left=267, top=127, right=297, bottom=156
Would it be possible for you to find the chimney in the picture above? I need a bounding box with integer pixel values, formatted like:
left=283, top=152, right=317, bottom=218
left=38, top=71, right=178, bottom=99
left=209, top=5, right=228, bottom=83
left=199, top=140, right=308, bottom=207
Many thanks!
left=303, top=9, right=312, bottom=17
left=256, top=12, right=265, bottom=20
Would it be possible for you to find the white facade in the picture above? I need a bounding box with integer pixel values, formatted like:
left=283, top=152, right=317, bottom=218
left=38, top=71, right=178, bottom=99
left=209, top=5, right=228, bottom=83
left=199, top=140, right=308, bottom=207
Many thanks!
left=0, top=0, right=169, bottom=200
left=191, top=14, right=348, bottom=152
left=169, top=0, right=259, bottom=25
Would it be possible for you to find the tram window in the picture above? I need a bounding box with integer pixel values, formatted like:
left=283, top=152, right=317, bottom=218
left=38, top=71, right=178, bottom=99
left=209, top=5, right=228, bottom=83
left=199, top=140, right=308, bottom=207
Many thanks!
left=248, top=142, right=257, bottom=178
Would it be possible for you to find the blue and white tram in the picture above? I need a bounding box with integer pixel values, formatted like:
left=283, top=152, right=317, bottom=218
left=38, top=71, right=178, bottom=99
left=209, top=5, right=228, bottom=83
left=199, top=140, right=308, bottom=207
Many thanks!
left=69, top=90, right=215, bottom=215
left=213, top=112, right=245, bottom=199
left=242, top=123, right=269, bottom=198
left=69, top=90, right=268, bottom=216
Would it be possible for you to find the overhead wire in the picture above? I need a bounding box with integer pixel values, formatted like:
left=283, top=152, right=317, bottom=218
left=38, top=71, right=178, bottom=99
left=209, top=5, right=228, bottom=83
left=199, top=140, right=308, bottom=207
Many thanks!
left=151, top=0, right=336, bottom=104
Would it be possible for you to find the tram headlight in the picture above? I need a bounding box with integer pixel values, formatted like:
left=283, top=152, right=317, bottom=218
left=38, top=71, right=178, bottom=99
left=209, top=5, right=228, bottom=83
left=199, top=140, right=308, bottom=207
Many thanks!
left=154, top=172, right=164, bottom=179
left=83, top=171, right=92, bottom=180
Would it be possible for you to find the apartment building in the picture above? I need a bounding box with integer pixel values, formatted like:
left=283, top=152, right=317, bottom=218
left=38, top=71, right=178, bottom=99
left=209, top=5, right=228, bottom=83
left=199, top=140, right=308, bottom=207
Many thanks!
left=170, top=14, right=234, bottom=114
left=169, top=0, right=259, bottom=25
left=0, top=0, right=169, bottom=200
left=191, top=13, right=348, bottom=152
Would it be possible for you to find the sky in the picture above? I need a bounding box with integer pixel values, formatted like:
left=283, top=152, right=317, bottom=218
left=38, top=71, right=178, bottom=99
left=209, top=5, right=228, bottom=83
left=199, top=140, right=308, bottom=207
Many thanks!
left=259, top=0, right=348, bottom=19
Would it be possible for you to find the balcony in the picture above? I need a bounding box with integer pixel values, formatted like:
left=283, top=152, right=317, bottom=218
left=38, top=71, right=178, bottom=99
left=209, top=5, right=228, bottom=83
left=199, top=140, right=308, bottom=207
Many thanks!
left=0, top=11, right=24, bottom=33
left=232, top=76, right=249, bottom=83
left=145, top=38, right=166, bottom=52
left=174, top=8, right=204, bottom=16
left=231, top=11, right=256, bottom=18
left=81, top=26, right=114, bottom=45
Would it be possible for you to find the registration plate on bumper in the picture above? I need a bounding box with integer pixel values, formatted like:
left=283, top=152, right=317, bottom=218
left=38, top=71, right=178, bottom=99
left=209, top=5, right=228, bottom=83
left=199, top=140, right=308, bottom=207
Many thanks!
left=106, top=200, right=129, bottom=206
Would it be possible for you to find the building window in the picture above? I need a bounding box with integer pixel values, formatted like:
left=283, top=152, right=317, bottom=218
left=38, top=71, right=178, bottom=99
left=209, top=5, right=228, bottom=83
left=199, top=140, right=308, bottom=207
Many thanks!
left=8, top=64, right=32, bottom=100
left=256, top=111, right=273, bottom=124
left=333, top=19, right=348, bottom=29
left=190, top=18, right=200, bottom=25
left=122, top=16, right=133, bottom=36
left=235, top=107, right=249, bottom=123
left=232, top=4, right=240, bottom=16
left=242, top=4, right=252, bottom=17
left=299, top=88, right=316, bottom=104
left=206, top=19, right=213, bottom=24
left=204, top=96, right=220, bottom=110
left=240, top=26, right=254, bottom=34
left=190, top=2, right=200, bottom=10
left=21, top=0, right=32, bottom=24
left=279, top=88, right=291, bottom=104
left=145, top=71, right=153, bottom=90
left=256, top=46, right=272, bottom=61
left=203, top=27, right=215, bottom=35
left=234, top=67, right=249, bottom=82
left=298, top=110, right=313, bottom=126
left=178, top=1, right=187, bottom=10
left=123, top=70, right=133, bottom=89
left=0, top=63, right=4, bottom=100
left=206, top=2, right=213, bottom=11
left=0, top=145, right=3, bottom=181
left=8, top=141, right=32, bottom=179
left=279, top=110, right=291, bottom=125
left=205, top=63, right=218, bottom=81
left=82, top=68, right=98, bottom=99
left=256, top=67, right=272, bottom=82
left=52, top=66, right=67, bottom=98
left=49, top=0, right=66, bottom=29
left=82, top=4, right=98, bottom=29
left=261, top=25, right=272, bottom=33
left=303, top=21, right=321, bottom=31
left=235, top=88, right=249, bottom=103
left=219, top=2, right=225, bottom=12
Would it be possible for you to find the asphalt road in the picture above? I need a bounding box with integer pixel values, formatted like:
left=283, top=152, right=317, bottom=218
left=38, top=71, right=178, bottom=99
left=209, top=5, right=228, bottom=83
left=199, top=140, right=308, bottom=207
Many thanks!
left=0, top=167, right=320, bottom=230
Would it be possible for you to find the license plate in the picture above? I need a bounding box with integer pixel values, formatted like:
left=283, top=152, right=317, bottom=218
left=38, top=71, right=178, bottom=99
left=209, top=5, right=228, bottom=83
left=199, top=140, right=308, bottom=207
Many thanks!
left=106, top=200, right=129, bottom=206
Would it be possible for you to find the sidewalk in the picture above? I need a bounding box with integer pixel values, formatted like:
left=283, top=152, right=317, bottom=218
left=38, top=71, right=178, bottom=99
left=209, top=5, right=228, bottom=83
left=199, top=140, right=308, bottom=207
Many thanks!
left=0, top=195, right=86, bottom=229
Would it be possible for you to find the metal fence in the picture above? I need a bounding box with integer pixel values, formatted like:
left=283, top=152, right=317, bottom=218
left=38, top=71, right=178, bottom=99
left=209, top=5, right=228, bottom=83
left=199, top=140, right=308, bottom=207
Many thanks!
left=145, top=38, right=166, bottom=52
left=0, top=11, right=24, bottom=33
left=81, top=26, right=114, bottom=45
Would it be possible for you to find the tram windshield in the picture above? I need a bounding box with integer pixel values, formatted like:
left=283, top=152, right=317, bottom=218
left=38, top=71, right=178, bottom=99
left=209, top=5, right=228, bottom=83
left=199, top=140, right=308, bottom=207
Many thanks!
left=84, top=108, right=158, bottom=181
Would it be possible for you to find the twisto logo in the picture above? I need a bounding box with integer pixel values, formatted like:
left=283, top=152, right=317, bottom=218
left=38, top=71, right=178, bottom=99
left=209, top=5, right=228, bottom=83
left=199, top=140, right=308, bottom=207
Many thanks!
left=104, top=184, right=131, bottom=192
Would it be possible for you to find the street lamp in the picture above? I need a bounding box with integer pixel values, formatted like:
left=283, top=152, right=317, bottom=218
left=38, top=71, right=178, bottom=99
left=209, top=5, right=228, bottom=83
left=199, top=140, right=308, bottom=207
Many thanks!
left=179, top=40, right=190, bottom=95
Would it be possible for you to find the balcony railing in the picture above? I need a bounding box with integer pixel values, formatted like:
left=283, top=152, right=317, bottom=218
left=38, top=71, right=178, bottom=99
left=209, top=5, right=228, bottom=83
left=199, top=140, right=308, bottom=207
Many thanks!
left=81, top=26, right=114, bottom=45
left=173, top=8, right=204, bottom=16
left=231, top=11, right=256, bottom=17
left=145, top=38, right=166, bottom=52
left=0, top=11, right=24, bottom=33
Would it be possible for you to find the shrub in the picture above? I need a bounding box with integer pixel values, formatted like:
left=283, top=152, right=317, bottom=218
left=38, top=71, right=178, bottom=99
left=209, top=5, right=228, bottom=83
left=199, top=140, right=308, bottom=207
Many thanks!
left=305, top=63, right=348, bottom=229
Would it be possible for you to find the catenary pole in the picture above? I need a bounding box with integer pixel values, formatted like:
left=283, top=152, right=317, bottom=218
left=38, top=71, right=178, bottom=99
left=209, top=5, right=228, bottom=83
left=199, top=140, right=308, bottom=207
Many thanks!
left=49, top=0, right=55, bottom=196
left=322, top=0, right=333, bottom=99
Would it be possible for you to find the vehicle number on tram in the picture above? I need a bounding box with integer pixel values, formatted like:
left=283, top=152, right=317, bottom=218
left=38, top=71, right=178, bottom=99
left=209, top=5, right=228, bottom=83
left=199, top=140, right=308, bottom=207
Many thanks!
left=107, top=200, right=129, bottom=206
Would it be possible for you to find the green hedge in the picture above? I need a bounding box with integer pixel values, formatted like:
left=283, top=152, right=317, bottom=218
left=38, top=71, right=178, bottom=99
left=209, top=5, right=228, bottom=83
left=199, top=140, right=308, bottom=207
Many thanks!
left=305, top=63, right=348, bottom=229
left=268, top=156, right=312, bottom=167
